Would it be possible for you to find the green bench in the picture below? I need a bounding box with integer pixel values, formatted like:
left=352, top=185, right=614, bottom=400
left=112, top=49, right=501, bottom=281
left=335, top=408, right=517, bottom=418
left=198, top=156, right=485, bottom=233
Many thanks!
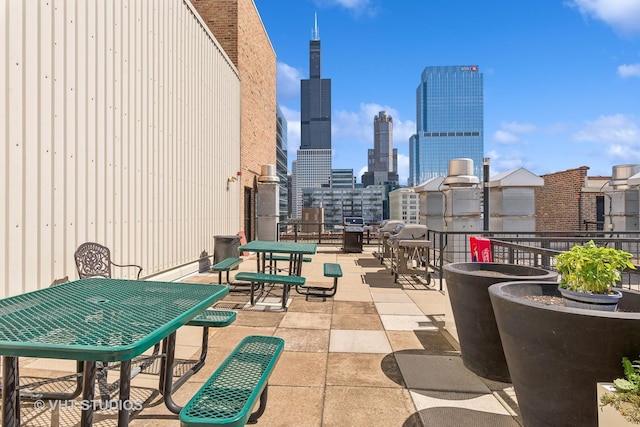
left=211, top=257, right=243, bottom=284
left=234, top=271, right=306, bottom=309
left=179, top=335, right=284, bottom=427
left=296, top=263, right=343, bottom=300
left=163, top=310, right=238, bottom=391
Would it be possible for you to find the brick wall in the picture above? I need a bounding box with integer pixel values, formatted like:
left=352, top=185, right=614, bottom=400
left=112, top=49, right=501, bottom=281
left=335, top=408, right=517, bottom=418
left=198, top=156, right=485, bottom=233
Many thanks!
left=192, top=0, right=277, bottom=239
left=535, top=167, right=589, bottom=231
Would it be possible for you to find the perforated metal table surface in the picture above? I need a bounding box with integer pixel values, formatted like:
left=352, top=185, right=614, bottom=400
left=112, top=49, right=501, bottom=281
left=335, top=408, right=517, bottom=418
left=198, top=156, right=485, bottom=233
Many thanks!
left=239, top=240, right=317, bottom=276
left=0, top=278, right=229, bottom=426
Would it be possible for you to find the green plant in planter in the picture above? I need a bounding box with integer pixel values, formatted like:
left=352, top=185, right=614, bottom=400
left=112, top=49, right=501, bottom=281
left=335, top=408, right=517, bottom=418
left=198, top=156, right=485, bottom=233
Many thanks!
left=556, top=240, right=635, bottom=294
left=600, top=356, right=640, bottom=424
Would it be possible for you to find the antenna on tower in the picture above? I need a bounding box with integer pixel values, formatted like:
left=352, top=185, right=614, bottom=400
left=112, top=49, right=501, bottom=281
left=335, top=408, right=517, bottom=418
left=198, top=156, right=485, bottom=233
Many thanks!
left=312, top=13, right=319, bottom=40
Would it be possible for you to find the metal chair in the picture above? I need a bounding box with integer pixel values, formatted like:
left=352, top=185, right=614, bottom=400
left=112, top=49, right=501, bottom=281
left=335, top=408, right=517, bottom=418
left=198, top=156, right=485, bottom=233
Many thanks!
left=73, top=242, right=151, bottom=399
left=74, top=242, right=143, bottom=279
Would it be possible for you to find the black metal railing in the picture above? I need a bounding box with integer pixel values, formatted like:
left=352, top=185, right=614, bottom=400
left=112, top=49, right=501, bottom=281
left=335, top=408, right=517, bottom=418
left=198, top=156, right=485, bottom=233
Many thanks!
left=277, top=223, right=640, bottom=290
left=277, top=222, right=377, bottom=245
left=427, top=230, right=640, bottom=290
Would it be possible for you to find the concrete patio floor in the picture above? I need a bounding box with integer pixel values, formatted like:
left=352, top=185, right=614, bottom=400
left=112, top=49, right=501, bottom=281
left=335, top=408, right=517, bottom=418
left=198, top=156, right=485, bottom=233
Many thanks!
left=8, top=245, right=523, bottom=426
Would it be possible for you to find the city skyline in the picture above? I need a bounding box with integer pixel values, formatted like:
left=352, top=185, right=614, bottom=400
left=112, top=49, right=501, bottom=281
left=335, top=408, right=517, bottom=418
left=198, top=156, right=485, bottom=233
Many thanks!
left=253, top=0, right=640, bottom=185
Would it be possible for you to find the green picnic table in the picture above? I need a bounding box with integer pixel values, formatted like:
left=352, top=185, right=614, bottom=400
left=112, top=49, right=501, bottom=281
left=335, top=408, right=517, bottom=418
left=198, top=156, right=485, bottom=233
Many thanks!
left=0, top=278, right=229, bottom=426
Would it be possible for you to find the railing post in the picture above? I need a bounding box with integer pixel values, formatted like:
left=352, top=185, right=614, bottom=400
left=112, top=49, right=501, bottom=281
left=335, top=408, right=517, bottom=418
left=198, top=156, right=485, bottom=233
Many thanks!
left=541, top=240, right=550, bottom=269
left=438, top=232, right=445, bottom=291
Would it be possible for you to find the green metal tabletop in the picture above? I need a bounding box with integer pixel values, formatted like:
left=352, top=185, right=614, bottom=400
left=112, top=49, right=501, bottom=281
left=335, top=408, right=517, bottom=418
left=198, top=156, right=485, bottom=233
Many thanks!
left=0, top=278, right=228, bottom=362
left=239, top=240, right=317, bottom=255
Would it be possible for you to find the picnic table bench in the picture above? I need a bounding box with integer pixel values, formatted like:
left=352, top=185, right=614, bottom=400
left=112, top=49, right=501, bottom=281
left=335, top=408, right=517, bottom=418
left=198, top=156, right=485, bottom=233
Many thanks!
left=211, top=257, right=243, bottom=284
left=234, top=272, right=306, bottom=309
left=295, top=262, right=343, bottom=300
left=179, top=335, right=284, bottom=427
left=170, top=310, right=237, bottom=390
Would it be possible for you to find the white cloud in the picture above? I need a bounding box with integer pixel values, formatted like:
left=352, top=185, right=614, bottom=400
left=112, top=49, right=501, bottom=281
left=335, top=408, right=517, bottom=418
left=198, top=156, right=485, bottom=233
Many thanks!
left=573, top=114, right=640, bottom=162
left=276, top=62, right=303, bottom=101
left=502, top=122, right=537, bottom=134
left=333, top=103, right=415, bottom=144
left=607, top=144, right=640, bottom=159
left=279, top=105, right=301, bottom=153
left=618, top=63, right=640, bottom=78
left=492, top=121, right=536, bottom=144
left=357, top=166, right=368, bottom=181
left=568, top=0, right=640, bottom=36
left=485, top=150, right=528, bottom=176
left=573, top=114, right=640, bottom=144
left=493, top=130, right=519, bottom=144
left=397, top=154, right=410, bottom=186
left=312, top=0, right=378, bottom=17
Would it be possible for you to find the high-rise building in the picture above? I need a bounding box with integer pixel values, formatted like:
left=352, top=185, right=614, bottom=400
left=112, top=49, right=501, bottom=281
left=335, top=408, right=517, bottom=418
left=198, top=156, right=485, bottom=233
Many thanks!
left=292, top=15, right=332, bottom=218
left=362, top=111, right=398, bottom=187
left=276, top=105, right=289, bottom=222
left=302, top=186, right=384, bottom=224
left=331, top=169, right=356, bottom=188
left=389, top=188, right=420, bottom=224
left=292, top=149, right=332, bottom=218
left=409, top=65, right=483, bottom=186
left=300, top=15, right=331, bottom=150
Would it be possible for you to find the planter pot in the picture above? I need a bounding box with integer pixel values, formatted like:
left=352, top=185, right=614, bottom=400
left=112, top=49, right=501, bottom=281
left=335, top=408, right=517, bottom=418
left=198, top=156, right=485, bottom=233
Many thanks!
left=443, top=262, right=558, bottom=382
left=489, top=282, right=640, bottom=427
left=558, top=287, right=623, bottom=312
left=597, top=383, right=638, bottom=427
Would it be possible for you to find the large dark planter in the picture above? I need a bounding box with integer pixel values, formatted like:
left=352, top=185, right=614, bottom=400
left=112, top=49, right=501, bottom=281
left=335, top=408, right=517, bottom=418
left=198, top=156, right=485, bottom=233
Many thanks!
left=443, top=263, right=558, bottom=382
left=489, top=282, right=640, bottom=427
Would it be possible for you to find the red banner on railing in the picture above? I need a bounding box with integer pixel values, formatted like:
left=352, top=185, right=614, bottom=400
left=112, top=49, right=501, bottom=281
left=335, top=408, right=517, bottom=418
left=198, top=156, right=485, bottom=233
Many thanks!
left=470, top=236, right=493, bottom=262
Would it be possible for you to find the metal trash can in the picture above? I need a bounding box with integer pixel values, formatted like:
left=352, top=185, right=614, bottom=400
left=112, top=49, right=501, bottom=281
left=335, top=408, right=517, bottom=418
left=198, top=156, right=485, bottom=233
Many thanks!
left=213, top=235, right=241, bottom=265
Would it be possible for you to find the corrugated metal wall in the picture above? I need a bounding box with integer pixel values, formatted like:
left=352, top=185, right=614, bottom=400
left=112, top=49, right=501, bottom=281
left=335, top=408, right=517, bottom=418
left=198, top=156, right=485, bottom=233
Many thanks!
left=1, top=0, right=241, bottom=297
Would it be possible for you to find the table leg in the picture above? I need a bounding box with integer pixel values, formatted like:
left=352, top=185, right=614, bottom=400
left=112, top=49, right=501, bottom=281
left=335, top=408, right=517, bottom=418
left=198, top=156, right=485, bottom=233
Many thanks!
left=2, top=356, right=19, bottom=427
left=117, top=359, right=132, bottom=425
left=294, top=254, right=302, bottom=276
left=81, top=361, right=96, bottom=427
left=158, top=337, right=169, bottom=395
left=161, top=332, right=183, bottom=414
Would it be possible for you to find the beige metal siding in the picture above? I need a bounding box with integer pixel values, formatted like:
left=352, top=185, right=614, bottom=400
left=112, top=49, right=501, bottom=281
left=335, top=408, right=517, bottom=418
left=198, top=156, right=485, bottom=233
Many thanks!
left=1, top=0, right=241, bottom=297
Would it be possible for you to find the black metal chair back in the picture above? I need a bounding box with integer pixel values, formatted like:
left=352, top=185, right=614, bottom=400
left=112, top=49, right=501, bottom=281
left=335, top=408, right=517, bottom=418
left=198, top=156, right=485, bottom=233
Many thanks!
left=74, top=242, right=142, bottom=279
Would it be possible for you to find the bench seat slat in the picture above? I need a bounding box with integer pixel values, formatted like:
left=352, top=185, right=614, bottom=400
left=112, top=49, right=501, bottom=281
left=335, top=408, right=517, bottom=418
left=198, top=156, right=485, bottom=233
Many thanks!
left=211, top=257, right=243, bottom=271
left=187, top=310, right=236, bottom=328
left=323, top=263, right=343, bottom=278
left=234, top=272, right=305, bottom=286
left=180, top=335, right=284, bottom=427
left=210, top=258, right=243, bottom=285
left=296, top=263, right=342, bottom=300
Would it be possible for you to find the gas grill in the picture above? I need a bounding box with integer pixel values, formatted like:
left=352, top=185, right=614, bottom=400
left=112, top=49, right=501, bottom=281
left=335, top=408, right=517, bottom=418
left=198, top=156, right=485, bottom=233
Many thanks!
left=342, top=217, right=364, bottom=253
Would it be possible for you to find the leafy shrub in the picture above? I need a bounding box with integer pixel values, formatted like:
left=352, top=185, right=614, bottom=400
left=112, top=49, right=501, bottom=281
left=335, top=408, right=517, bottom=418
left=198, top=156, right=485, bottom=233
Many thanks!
left=600, top=356, right=640, bottom=424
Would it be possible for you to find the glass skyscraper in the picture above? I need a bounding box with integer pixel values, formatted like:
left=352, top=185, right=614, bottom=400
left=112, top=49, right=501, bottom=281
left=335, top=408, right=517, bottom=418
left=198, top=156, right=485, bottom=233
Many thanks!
left=409, top=65, right=483, bottom=186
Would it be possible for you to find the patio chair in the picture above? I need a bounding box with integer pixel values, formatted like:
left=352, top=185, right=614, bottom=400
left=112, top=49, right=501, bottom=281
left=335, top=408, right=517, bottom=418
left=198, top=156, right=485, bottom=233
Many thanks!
left=73, top=242, right=147, bottom=399
left=74, top=242, right=143, bottom=279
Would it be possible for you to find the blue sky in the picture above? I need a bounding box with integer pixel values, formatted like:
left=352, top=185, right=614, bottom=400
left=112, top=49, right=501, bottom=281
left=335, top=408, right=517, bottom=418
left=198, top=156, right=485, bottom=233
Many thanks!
left=253, top=0, right=640, bottom=185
